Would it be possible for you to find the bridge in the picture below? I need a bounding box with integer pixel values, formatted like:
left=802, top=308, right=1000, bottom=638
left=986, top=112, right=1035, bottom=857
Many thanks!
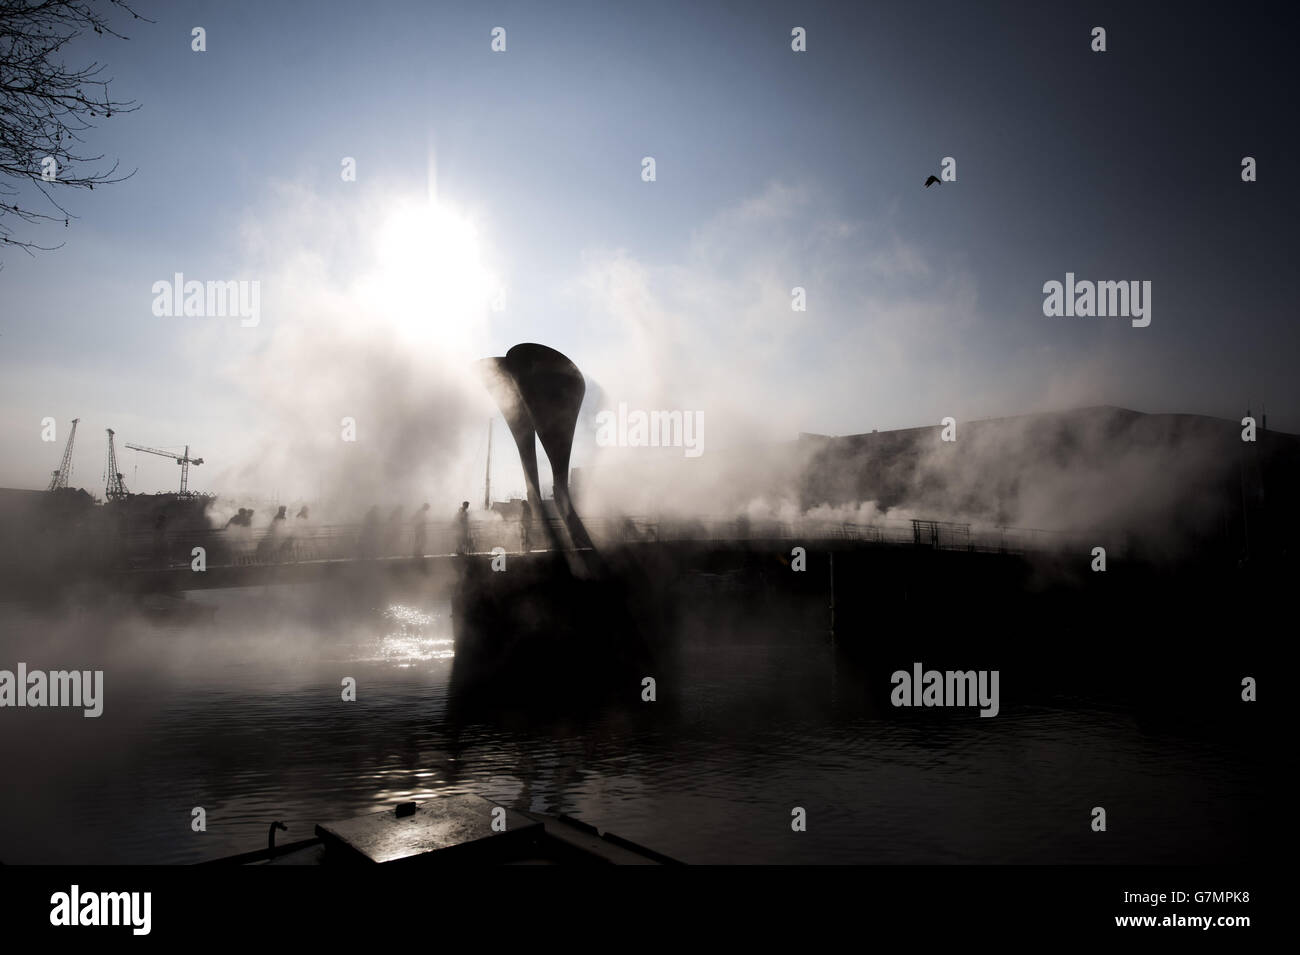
left=107, top=515, right=1087, bottom=592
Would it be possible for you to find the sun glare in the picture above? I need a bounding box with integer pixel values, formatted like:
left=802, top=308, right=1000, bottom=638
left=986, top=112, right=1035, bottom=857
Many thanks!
left=359, top=200, right=497, bottom=353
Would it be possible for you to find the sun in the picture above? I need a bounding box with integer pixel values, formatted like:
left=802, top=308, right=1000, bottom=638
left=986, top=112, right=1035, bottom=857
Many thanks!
left=358, top=199, right=497, bottom=354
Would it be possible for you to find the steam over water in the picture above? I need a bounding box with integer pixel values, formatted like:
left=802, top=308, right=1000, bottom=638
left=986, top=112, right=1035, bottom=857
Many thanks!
left=0, top=587, right=1262, bottom=865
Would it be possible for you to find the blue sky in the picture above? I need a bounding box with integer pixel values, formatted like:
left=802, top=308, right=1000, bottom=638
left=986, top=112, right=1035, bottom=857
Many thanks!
left=1, top=0, right=1294, bottom=503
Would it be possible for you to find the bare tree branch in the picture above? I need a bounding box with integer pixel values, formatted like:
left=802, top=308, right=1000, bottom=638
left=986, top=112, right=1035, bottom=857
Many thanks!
left=0, top=0, right=151, bottom=257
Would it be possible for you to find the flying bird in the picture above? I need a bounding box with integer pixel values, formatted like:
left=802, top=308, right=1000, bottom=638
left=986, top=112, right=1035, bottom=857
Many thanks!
left=924, top=175, right=941, bottom=188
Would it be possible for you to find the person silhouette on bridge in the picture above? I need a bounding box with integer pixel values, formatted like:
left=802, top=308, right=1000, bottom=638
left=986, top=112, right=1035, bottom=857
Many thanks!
left=257, top=506, right=289, bottom=562
left=358, top=505, right=381, bottom=559
left=232, top=509, right=255, bottom=564
left=455, top=501, right=472, bottom=555
left=413, top=503, right=430, bottom=557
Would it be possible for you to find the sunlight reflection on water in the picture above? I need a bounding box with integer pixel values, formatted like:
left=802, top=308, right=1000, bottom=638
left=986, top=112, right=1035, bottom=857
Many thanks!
left=366, top=603, right=455, bottom=663
left=0, top=590, right=1266, bottom=865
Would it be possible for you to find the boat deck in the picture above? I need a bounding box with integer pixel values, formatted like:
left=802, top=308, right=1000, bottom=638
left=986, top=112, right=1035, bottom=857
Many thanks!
left=202, top=795, right=679, bottom=866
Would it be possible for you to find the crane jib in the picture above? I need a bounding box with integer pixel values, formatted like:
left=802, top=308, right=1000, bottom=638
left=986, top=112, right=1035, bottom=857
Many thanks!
left=124, top=443, right=204, bottom=496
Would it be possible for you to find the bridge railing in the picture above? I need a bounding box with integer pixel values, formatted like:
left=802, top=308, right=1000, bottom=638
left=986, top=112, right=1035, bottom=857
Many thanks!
left=110, top=514, right=1088, bottom=572
left=587, top=517, right=1081, bottom=556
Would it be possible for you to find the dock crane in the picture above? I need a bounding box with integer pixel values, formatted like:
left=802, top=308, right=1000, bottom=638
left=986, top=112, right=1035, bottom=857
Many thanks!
left=103, top=429, right=130, bottom=501
left=125, top=442, right=204, bottom=497
left=46, top=417, right=80, bottom=491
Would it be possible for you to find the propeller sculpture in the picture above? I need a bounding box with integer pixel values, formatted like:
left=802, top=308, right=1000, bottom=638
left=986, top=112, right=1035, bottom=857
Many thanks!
left=477, top=344, right=595, bottom=567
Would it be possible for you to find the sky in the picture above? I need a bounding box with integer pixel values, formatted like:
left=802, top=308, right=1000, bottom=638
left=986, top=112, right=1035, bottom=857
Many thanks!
left=1, top=0, right=1295, bottom=506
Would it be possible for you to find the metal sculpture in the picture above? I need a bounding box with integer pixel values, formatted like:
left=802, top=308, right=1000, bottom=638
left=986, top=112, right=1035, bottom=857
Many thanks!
left=477, top=344, right=594, bottom=557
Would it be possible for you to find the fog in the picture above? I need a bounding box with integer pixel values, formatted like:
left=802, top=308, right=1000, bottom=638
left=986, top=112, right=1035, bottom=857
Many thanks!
left=122, top=178, right=1279, bottom=557
left=190, top=184, right=504, bottom=524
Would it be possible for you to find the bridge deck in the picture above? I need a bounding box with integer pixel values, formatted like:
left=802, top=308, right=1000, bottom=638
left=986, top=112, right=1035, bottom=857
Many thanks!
left=112, top=516, right=1087, bottom=591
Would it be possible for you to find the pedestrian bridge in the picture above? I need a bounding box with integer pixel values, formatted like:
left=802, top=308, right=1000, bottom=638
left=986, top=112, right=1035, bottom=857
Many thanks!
left=112, top=516, right=1087, bottom=592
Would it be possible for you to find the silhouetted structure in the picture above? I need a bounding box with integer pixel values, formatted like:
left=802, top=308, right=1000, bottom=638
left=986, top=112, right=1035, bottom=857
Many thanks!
left=103, top=428, right=130, bottom=501
left=413, top=502, right=430, bottom=557
left=478, top=344, right=595, bottom=564
left=46, top=417, right=79, bottom=492
left=455, top=501, right=471, bottom=555
left=358, top=506, right=380, bottom=559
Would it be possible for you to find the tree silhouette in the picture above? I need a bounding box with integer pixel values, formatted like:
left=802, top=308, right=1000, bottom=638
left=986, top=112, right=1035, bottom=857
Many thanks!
left=0, top=0, right=149, bottom=262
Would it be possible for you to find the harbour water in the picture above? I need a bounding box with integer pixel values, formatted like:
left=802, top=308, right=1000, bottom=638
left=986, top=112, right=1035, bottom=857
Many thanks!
left=0, top=585, right=1264, bottom=865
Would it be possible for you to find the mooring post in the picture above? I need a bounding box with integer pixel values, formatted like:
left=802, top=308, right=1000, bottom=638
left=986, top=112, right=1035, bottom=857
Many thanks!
left=267, top=820, right=287, bottom=857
